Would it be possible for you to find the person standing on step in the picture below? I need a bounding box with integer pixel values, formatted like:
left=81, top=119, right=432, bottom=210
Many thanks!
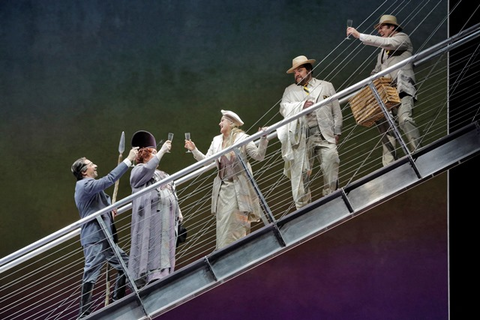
left=71, top=146, right=138, bottom=318
left=128, top=130, right=182, bottom=288
left=347, top=14, right=421, bottom=166
left=278, top=55, right=343, bottom=210
left=185, top=110, right=269, bottom=250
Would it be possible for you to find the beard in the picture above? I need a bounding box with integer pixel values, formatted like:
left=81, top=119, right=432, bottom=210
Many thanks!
left=296, top=74, right=311, bottom=86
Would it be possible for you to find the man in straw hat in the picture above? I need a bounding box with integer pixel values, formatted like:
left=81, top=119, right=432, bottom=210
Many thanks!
left=278, top=55, right=343, bottom=210
left=71, top=146, right=138, bottom=318
left=347, top=14, right=420, bottom=166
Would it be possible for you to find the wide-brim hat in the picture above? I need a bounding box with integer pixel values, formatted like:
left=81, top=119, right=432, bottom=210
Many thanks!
left=221, top=109, right=244, bottom=126
left=286, top=55, right=316, bottom=74
left=374, top=14, right=401, bottom=29
left=131, top=130, right=156, bottom=148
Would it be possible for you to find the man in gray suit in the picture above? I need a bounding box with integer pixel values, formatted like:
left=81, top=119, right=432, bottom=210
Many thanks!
left=71, top=147, right=138, bottom=318
left=278, top=55, right=343, bottom=209
left=347, top=14, right=421, bottom=166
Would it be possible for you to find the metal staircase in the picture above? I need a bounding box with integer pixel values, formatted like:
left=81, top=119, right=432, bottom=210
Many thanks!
left=1, top=21, right=479, bottom=320
left=88, top=120, right=480, bottom=320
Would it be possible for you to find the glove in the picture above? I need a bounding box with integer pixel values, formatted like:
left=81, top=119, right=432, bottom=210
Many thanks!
left=159, top=141, right=171, bottom=156
left=127, top=147, right=139, bottom=162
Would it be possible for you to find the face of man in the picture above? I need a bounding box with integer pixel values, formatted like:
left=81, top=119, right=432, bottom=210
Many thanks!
left=376, top=24, right=395, bottom=37
left=82, top=159, right=98, bottom=179
left=293, top=66, right=311, bottom=86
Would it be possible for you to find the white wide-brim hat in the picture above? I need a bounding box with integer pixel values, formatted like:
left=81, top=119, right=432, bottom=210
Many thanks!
left=221, top=109, right=244, bottom=126
left=286, top=55, right=316, bottom=74
left=374, top=14, right=402, bottom=29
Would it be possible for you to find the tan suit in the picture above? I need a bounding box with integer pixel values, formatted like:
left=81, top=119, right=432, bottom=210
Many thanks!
left=361, top=31, right=420, bottom=165
left=278, top=78, right=342, bottom=209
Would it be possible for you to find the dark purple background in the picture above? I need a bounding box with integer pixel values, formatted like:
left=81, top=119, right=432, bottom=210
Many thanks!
left=156, top=174, right=449, bottom=320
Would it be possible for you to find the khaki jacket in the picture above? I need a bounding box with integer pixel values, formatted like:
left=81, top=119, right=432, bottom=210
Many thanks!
left=361, top=32, right=417, bottom=98
left=278, top=78, right=342, bottom=178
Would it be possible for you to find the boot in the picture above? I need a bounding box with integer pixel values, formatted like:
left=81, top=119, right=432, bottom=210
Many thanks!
left=78, top=282, right=94, bottom=319
left=111, top=271, right=126, bottom=302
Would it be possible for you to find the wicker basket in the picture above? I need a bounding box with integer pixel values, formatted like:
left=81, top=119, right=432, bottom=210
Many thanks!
left=349, top=77, right=401, bottom=127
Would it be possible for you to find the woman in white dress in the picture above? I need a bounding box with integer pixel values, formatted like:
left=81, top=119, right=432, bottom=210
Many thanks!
left=185, top=110, right=269, bottom=249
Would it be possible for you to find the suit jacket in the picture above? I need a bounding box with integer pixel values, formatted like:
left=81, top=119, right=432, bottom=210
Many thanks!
left=74, top=162, right=129, bottom=246
left=361, top=32, right=417, bottom=98
left=278, top=78, right=342, bottom=177
left=192, top=131, right=268, bottom=222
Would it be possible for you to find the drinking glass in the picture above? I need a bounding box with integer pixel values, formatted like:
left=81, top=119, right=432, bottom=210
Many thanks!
left=166, top=133, right=174, bottom=153
left=346, top=19, right=353, bottom=40
left=185, top=132, right=192, bottom=153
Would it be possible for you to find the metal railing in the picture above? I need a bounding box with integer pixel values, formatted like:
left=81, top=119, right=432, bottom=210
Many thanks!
left=1, top=22, right=479, bottom=320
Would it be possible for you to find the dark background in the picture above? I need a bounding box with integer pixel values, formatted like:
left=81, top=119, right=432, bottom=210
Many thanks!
left=0, top=0, right=477, bottom=319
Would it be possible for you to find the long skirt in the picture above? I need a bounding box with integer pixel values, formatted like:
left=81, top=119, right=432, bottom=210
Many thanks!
left=215, top=181, right=251, bottom=249
left=129, top=187, right=178, bottom=288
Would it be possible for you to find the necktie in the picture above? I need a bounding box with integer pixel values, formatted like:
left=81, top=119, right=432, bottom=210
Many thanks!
left=303, top=85, right=310, bottom=95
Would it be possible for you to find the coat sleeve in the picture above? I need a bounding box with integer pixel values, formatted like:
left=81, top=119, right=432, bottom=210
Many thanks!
left=361, top=32, right=411, bottom=51
left=280, top=86, right=304, bottom=119
left=130, top=156, right=160, bottom=188
left=327, top=82, right=343, bottom=135
left=83, top=162, right=129, bottom=195
left=279, top=86, right=304, bottom=148
left=192, top=137, right=217, bottom=161
left=245, top=136, right=268, bottom=161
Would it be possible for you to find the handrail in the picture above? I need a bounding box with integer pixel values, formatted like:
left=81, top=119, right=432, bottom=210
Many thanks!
left=1, top=23, right=479, bottom=273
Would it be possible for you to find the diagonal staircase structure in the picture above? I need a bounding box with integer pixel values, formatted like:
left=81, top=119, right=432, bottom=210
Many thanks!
left=1, top=18, right=479, bottom=320
left=88, top=120, right=480, bottom=320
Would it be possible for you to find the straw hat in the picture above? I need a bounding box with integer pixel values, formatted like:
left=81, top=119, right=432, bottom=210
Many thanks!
left=221, top=109, right=244, bottom=126
left=374, top=14, right=402, bottom=29
left=286, top=55, right=316, bottom=74
left=131, top=130, right=156, bottom=148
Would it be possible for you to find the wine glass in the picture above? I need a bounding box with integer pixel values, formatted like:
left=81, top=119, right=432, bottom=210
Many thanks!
left=346, top=19, right=353, bottom=40
left=185, top=132, right=192, bottom=153
left=166, top=133, right=174, bottom=153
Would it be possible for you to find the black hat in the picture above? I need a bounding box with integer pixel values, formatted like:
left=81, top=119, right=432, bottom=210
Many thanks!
left=131, top=130, right=156, bottom=148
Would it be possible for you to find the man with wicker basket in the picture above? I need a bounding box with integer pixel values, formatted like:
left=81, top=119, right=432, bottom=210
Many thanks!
left=347, top=14, right=420, bottom=166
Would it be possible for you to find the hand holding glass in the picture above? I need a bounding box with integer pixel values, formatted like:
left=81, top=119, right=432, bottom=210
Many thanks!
left=185, top=132, right=192, bottom=153
left=346, top=19, right=353, bottom=40
left=166, top=133, right=174, bottom=153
